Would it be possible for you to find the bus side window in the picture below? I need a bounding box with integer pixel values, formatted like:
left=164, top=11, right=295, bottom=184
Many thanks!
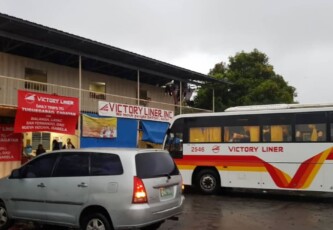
left=263, top=125, right=291, bottom=142
left=262, top=126, right=272, bottom=142
left=295, top=112, right=327, bottom=142
left=225, top=126, right=259, bottom=143
left=330, top=113, right=333, bottom=141
left=189, top=127, right=221, bottom=143
left=225, top=126, right=246, bottom=142
left=281, top=125, right=292, bottom=142
left=295, top=124, right=326, bottom=142
left=248, top=126, right=259, bottom=142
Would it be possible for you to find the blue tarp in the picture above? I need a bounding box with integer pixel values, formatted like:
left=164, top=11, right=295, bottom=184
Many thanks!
left=81, top=113, right=138, bottom=148
left=141, top=120, right=169, bottom=144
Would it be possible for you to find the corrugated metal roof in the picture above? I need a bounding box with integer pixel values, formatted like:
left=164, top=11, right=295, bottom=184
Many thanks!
left=0, top=13, right=228, bottom=86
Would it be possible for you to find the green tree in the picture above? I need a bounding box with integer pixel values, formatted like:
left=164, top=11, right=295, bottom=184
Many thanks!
left=194, top=49, right=297, bottom=111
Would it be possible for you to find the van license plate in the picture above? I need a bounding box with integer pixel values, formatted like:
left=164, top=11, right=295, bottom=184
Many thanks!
left=160, top=187, right=173, bottom=197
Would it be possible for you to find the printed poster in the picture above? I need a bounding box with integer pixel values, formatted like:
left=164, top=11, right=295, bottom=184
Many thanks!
left=82, top=114, right=117, bottom=138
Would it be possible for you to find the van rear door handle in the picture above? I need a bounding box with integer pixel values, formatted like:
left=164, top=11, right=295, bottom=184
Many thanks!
left=77, top=182, right=88, bottom=188
left=37, top=183, right=46, bottom=188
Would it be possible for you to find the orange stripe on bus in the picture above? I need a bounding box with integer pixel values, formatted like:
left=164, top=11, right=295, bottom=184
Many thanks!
left=175, top=147, right=333, bottom=189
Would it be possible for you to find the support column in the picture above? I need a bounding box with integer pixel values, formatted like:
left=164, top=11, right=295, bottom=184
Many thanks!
left=78, top=56, right=82, bottom=148
left=137, top=70, right=140, bottom=105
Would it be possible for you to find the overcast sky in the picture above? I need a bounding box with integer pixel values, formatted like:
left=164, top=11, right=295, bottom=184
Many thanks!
left=0, top=0, right=332, bottom=104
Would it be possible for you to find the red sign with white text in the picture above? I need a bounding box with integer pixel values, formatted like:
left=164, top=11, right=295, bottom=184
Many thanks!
left=0, top=124, right=22, bottom=161
left=14, top=90, right=79, bottom=134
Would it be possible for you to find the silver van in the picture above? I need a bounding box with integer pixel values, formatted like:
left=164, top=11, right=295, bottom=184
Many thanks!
left=0, top=148, right=184, bottom=230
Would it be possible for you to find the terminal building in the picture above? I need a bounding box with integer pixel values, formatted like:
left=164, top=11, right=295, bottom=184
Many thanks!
left=0, top=13, right=224, bottom=177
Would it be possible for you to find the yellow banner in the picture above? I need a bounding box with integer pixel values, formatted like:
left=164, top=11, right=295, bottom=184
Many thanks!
left=82, top=114, right=117, bottom=138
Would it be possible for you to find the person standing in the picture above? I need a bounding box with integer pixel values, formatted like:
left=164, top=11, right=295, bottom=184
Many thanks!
left=52, top=139, right=60, bottom=151
left=63, top=138, right=75, bottom=149
left=36, top=144, right=46, bottom=156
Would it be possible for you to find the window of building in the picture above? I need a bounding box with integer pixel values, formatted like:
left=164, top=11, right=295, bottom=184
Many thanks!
left=137, top=89, right=151, bottom=106
left=89, top=82, right=106, bottom=99
left=25, top=68, right=47, bottom=91
left=189, top=127, right=221, bottom=142
left=224, top=126, right=259, bottom=142
left=32, top=132, right=51, bottom=150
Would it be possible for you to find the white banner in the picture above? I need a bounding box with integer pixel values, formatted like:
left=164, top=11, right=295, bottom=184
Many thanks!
left=98, top=101, right=174, bottom=122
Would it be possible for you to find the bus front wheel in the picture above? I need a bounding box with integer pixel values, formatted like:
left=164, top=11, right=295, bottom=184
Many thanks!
left=195, top=169, right=220, bottom=195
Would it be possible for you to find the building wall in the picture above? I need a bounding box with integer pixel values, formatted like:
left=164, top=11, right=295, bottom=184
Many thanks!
left=0, top=52, right=175, bottom=108
left=0, top=51, right=175, bottom=178
left=0, top=161, right=21, bottom=178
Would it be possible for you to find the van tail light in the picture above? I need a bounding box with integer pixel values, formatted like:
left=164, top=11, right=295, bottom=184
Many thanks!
left=132, top=176, right=148, bottom=204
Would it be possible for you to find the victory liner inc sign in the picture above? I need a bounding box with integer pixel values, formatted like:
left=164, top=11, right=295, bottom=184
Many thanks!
left=98, top=101, right=174, bottom=122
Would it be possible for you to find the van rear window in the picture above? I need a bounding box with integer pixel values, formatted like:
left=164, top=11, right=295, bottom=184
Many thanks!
left=135, top=152, right=179, bottom=179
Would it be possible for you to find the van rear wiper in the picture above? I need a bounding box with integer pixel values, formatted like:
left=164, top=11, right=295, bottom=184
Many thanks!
left=155, top=174, right=171, bottom=179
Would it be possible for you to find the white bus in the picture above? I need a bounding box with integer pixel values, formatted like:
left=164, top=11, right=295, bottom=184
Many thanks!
left=164, top=104, right=333, bottom=194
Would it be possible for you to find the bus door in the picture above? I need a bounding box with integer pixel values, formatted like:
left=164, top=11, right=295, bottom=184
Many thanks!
left=165, top=130, right=183, bottom=158
left=164, top=118, right=184, bottom=159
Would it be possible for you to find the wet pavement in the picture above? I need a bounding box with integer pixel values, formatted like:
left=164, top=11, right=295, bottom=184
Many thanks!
left=160, top=188, right=333, bottom=230
left=10, top=188, right=333, bottom=230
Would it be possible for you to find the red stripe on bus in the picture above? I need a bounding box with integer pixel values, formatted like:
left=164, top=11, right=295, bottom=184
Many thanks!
left=175, top=147, right=333, bottom=189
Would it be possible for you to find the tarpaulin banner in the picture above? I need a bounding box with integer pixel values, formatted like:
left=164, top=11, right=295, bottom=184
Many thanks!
left=0, top=124, right=22, bottom=162
left=98, top=101, right=174, bottom=122
left=81, top=114, right=137, bottom=148
left=14, top=90, right=79, bottom=134
left=82, top=114, right=117, bottom=138
left=141, top=120, right=169, bottom=144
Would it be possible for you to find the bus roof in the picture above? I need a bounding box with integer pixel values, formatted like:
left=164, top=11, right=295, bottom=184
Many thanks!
left=225, top=103, right=333, bottom=112
left=170, top=103, right=333, bottom=124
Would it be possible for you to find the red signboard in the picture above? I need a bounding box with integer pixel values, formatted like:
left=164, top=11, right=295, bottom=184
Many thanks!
left=14, top=90, right=79, bottom=134
left=0, top=124, right=22, bottom=162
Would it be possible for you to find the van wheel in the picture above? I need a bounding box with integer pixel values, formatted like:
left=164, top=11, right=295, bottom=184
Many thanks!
left=195, top=169, right=220, bottom=195
left=81, top=212, right=113, bottom=230
left=0, top=201, right=13, bottom=230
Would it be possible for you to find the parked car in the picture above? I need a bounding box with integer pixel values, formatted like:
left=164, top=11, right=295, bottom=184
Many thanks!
left=0, top=148, right=184, bottom=230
